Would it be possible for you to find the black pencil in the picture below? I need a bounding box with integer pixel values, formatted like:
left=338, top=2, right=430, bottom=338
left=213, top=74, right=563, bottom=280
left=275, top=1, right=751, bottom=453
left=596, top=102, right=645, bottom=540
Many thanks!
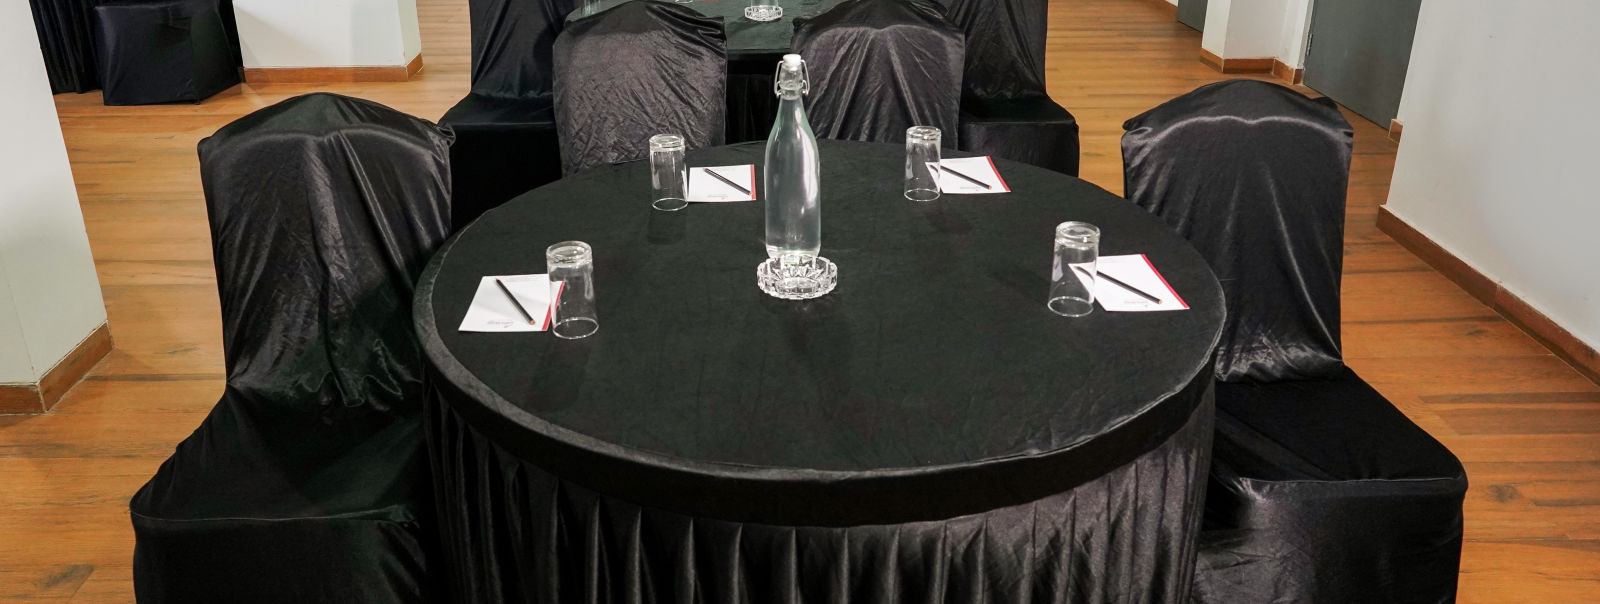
left=702, top=168, right=751, bottom=196
left=1076, top=266, right=1163, bottom=304
left=495, top=278, right=538, bottom=325
left=936, top=165, right=992, bottom=190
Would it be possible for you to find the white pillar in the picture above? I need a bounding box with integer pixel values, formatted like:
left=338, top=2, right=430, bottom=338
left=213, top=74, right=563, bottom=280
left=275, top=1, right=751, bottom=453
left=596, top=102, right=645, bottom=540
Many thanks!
left=233, top=0, right=422, bottom=69
left=1201, top=0, right=1313, bottom=68
left=0, top=3, right=110, bottom=392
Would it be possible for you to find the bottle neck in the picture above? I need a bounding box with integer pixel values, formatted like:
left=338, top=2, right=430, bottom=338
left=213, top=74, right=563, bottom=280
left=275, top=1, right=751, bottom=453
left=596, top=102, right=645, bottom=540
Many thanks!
left=777, top=90, right=807, bottom=124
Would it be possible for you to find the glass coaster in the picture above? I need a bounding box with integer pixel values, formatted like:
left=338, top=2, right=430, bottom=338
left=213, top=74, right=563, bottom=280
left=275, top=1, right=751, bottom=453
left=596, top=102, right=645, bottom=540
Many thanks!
left=757, top=256, right=837, bottom=300
left=744, top=5, right=782, bottom=21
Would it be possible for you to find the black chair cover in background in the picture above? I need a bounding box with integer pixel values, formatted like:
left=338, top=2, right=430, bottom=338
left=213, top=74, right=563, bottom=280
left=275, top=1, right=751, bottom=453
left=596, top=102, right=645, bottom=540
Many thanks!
left=92, top=0, right=240, bottom=105
left=553, top=1, right=726, bottom=175
left=791, top=0, right=963, bottom=145
left=1123, top=80, right=1468, bottom=604
left=129, top=93, right=451, bottom=603
left=441, top=0, right=577, bottom=229
left=941, top=0, right=1079, bottom=175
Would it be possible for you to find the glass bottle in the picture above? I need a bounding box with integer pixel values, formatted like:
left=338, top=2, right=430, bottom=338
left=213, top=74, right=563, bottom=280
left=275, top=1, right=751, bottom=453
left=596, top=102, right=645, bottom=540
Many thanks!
left=763, top=54, right=822, bottom=265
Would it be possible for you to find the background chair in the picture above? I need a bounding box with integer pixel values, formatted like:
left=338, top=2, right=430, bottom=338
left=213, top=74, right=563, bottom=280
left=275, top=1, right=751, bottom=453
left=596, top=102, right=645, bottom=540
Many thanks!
left=90, top=0, right=239, bottom=105
left=129, top=93, right=451, bottom=603
left=441, top=0, right=577, bottom=229
left=553, top=1, right=726, bottom=175
left=1122, top=80, right=1467, bottom=604
left=791, top=0, right=964, bottom=145
left=942, top=0, right=1079, bottom=175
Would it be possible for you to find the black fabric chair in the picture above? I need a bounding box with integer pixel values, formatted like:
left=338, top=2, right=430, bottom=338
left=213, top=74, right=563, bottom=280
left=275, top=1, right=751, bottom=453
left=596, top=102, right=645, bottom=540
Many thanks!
left=791, top=0, right=964, bottom=145
left=553, top=1, right=726, bottom=175
left=90, top=0, right=239, bottom=105
left=941, top=0, right=1078, bottom=175
left=129, top=93, right=452, bottom=603
left=1122, top=80, right=1467, bottom=604
left=442, top=0, right=577, bottom=229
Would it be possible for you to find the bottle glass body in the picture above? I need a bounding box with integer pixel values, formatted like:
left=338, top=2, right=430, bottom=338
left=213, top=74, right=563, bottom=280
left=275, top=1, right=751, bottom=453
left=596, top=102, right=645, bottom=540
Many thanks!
left=763, top=68, right=822, bottom=264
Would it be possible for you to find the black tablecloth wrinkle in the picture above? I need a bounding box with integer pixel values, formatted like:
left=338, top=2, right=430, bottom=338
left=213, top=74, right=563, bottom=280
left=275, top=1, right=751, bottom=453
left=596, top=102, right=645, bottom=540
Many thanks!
left=418, top=140, right=1228, bottom=602
left=1122, top=80, right=1468, bottom=604
left=555, top=1, right=727, bottom=175
left=129, top=93, right=451, bottom=603
left=793, top=0, right=964, bottom=145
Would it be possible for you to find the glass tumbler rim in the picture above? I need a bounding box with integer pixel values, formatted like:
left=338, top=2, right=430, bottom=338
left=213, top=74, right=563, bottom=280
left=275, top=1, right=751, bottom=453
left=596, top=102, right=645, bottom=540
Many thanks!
left=906, top=125, right=941, bottom=142
left=546, top=240, right=593, bottom=267
left=649, top=133, right=685, bottom=150
left=1055, top=221, right=1100, bottom=244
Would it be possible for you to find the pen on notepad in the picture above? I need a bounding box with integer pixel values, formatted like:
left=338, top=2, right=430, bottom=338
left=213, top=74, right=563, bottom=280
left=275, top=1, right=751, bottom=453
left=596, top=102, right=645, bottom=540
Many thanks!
left=495, top=278, right=538, bottom=325
left=702, top=168, right=752, bottom=196
left=934, top=164, right=992, bottom=190
left=1075, top=266, right=1163, bottom=304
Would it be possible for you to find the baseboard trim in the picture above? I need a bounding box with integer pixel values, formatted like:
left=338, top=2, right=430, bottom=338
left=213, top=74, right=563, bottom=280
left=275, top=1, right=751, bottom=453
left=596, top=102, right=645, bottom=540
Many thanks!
left=1200, top=49, right=1274, bottom=74
left=1388, top=119, right=1404, bottom=143
left=1378, top=207, right=1600, bottom=385
left=244, top=53, right=423, bottom=84
left=1139, top=0, right=1178, bottom=16
left=1271, top=59, right=1304, bottom=85
left=0, top=323, right=113, bottom=414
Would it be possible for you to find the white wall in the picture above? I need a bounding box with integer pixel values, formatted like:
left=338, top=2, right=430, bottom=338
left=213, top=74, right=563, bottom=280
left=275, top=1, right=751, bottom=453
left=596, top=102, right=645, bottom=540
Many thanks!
left=0, top=2, right=109, bottom=383
left=234, top=0, right=423, bottom=68
left=1200, top=0, right=1315, bottom=67
left=1387, top=0, right=1600, bottom=350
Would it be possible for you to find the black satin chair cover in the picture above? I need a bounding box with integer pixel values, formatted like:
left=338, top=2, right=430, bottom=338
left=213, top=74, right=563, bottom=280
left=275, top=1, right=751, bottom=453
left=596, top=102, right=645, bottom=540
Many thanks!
left=553, top=1, right=726, bottom=175
left=129, top=93, right=452, bottom=603
left=791, top=0, right=963, bottom=145
left=91, top=0, right=239, bottom=105
left=1122, top=80, right=1468, bottom=604
left=441, top=0, right=577, bottom=229
left=941, top=0, right=1079, bottom=175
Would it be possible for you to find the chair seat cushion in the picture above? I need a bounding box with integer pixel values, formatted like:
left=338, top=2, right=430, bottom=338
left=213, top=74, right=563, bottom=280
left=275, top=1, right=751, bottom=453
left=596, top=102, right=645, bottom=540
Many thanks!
left=1194, top=367, right=1467, bottom=604
left=958, top=94, right=1079, bottom=176
left=130, top=395, right=433, bottom=602
left=441, top=93, right=563, bottom=229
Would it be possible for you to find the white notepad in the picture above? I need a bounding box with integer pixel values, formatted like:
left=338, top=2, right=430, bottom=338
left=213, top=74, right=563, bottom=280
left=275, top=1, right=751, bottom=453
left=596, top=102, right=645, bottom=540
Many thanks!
left=933, top=156, right=1011, bottom=194
left=459, top=274, right=561, bottom=332
left=1093, top=255, right=1188, bottom=312
left=687, top=165, right=758, bottom=202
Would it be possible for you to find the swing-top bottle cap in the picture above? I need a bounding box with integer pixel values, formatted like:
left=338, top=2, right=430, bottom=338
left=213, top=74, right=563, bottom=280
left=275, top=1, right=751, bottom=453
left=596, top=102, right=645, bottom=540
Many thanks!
left=782, top=54, right=803, bottom=68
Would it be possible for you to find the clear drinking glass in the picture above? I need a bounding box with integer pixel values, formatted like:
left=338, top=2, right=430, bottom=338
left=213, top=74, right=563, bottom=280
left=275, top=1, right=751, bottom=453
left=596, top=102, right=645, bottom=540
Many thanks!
left=649, top=134, right=688, bottom=212
left=547, top=241, right=599, bottom=339
left=1048, top=222, right=1100, bottom=317
left=904, top=126, right=941, bottom=202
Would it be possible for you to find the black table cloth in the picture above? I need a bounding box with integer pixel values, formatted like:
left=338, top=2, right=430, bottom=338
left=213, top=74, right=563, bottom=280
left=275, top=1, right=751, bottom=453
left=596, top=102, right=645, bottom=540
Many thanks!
left=417, top=140, right=1225, bottom=602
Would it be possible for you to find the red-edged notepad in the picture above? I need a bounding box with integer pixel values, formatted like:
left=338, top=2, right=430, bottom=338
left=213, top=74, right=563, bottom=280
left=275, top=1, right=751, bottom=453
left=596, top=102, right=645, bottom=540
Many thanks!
left=1093, top=254, right=1188, bottom=312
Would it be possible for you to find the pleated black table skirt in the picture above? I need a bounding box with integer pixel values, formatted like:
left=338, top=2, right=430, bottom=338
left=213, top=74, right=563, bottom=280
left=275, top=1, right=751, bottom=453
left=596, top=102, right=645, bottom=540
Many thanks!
left=427, top=386, right=1214, bottom=603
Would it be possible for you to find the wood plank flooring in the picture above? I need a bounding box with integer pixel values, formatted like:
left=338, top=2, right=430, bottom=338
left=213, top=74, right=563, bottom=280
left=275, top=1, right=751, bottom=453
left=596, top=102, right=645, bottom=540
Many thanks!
left=2, top=0, right=1596, bottom=600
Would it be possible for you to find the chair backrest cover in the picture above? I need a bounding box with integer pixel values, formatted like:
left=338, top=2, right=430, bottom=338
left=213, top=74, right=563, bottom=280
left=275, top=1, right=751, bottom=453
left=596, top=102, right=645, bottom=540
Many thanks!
left=1121, top=80, right=1353, bottom=383
left=553, top=1, right=726, bottom=175
left=792, top=0, right=964, bottom=145
left=940, top=0, right=1046, bottom=101
left=468, top=0, right=579, bottom=98
left=198, top=93, right=453, bottom=414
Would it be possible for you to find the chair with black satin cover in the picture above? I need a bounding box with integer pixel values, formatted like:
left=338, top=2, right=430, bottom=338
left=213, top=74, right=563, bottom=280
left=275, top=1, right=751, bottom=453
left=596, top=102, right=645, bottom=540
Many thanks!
left=441, top=0, right=578, bottom=229
left=90, top=0, right=240, bottom=105
left=1122, top=80, right=1468, bottom=604
left=129, top=93, right=451, bottom=603
left=790, top=0, right=964, bottom=145
left=553, top=0, right=727, bottom=175
left=941, top=0, right=1078, bottom=175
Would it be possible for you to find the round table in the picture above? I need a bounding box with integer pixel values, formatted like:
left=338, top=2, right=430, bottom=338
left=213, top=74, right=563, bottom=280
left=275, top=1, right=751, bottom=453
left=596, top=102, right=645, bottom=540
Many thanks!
left=417, top=140, right=1225, bottom=603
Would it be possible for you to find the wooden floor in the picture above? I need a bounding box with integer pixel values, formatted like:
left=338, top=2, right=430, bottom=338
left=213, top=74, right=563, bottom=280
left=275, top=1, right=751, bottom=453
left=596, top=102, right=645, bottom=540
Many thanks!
left=2, top=0, right=1596, bottom=600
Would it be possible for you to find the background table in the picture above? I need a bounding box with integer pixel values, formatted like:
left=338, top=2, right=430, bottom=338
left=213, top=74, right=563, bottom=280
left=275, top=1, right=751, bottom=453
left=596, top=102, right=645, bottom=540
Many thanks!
left=578, top=0, right=847, bottom=142
left=417, top=140, right=1225, bottom=602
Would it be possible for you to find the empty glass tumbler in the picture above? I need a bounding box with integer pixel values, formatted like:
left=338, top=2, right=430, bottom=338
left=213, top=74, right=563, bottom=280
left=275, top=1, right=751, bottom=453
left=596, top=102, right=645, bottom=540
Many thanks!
left=904, top=126, right=941, bottom=202
left=649, top=134, right=688, bottom=212
left=1048, top=222, right=1099, bottom=317
left=547, top=241, right=599, bottom=339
